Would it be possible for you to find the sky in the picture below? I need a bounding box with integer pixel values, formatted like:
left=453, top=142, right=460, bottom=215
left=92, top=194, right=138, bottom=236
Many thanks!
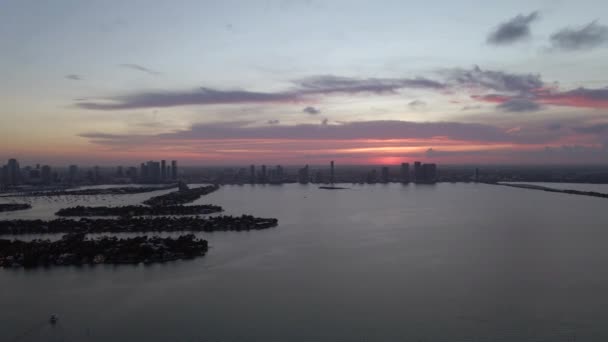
left=1, top=0, right=608, bottom=166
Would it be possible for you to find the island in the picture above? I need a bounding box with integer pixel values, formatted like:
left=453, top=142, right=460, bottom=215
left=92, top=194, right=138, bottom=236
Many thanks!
left=1, top=184, right=177, bottom=197
left=493, top=182, right=608, bottom=199
left=0, top=203, right=32, bottom=212
left=0, top=215, right=279, bottom=235
left=0, top=233, right=208, bottom=268
left=319, top=186, right=349, bottom=190
left=143, top=185, right=220, bottom=206
left=55, top=204, right=223, bottom=217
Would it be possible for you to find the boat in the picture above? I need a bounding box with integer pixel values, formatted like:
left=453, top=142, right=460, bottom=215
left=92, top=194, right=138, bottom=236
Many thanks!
left=49, top=315, right=58, bottom=324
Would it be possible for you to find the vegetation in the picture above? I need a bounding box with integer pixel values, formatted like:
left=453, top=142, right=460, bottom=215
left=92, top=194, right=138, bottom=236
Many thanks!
left=55, top=204, right=223, bottom=217
left=2, top=184, right=177, bottom=197
left=0, top=215, right=278, bottom=235
left=0, top=203, right=32, bottom=212
left=143, top=185, right=219, bottom=206
left=0, top=233, right=208, bottom=268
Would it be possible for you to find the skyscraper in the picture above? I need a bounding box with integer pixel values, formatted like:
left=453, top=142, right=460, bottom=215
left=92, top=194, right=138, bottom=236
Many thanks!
left=298, top=165, right=309, bottom=184
left=146, top=161, right=161, bottom=183
left=7, top=158, right=20, bottom=185
left=400, top=163, right=410, bottom=183
left=93, top=166, right=101, bottom=183
left=413, top=161, right=422, bottom=183
left=140, top=163, right=148, bottom=182
left=330, top=160, right=335, bottom=184
left=249, top=164, right=255, bottom=184
left=41, top=165, right=52, bottom=185
left=276, top=165, right=283, bottom=181
left=171, top=160, right=177, bottom=180
left=260, top=165, right=267, bottom=183
left=68, top=165, right=78, bottom=183
left=381, top=166, right=389, bottom=183
left=161, top=160, right=166, bottom=180
left=420, top=163, right=437, bottom=183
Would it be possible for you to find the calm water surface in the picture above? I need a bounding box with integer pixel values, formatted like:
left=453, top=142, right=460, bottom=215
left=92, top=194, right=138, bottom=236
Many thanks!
left=1, top=183, right=608, bottom=341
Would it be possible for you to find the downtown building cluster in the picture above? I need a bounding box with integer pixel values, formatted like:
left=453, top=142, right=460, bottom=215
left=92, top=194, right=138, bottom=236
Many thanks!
left=0, top=158, right=179, bottom=189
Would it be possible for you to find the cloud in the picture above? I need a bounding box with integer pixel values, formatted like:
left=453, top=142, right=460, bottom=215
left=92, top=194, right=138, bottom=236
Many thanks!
left=303, top=106, right=321, bottom=115
left=550, top=21, right=608, bottom=51
left=574, top=123, right=608, bottom=134
left=497, top=97, right=541, bottom=112
left=475, top=86, right=608, bottom=109
left=408, top=100, right=426, bottom=108
left=66, top=74, right=83, bottom=81
left=547, top=123, right=562, bottom=131
left=71, top=65, right=605, bottom=112
left=76, top=74, right=445, bottom=110
left=421, top=145, right=608, bottom=164
left=295, top=75, right=445, bottom=94
left=81, top=120, right=515, bottom=143
left=462, top=105, right=482, bottom=111
left=119, top=63, right=161, bottom=75
left=77, top=87, right=298, bottom=110
left=267, top=119, right=280, bottom=125
left=487, top=11, right=539, bottom=45
left=537, top=87, right=608, bottom=108
left=444, top=65, right=543, bottom=93
left=79, top=118, right=605, bottom=164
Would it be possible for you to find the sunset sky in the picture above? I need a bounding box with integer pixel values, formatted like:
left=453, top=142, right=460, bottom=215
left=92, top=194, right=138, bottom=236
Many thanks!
left=2, top=0, right=608, bottom=166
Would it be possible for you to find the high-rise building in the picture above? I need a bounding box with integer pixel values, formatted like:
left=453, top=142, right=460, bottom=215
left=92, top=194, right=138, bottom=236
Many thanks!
left=140, top=163, right=148, bottom=182
left=314, top=170, right=324, bottom=183
left=161, top=160, right=166, bottom=180
left=0, top=165, right=7, bottom=186
left=330, top=160, right=335, bottom=184
left=68, top=165, right=78, bottom=183
left=420, top=163, right=437, bottom=183
left=171, top=160, right=178, bottom=180
left=298, top=165, right=309, bottom=184
left=146, top=161, right=161, bottom=183
left=126, top=167, right=138, bottom=181
left=260, top=165, right=267, bottom=183
left=366, top=169, right=378, bottom=184
left=249, top=165, right=255, bottom=183
left=474, top=168, right=479, bottom=182
left=413, top=161, right=422, bottom=183
left=6, top=158, right=20, bottom=185
left=93, top=166, right=101, bottom=183
left=41, top=165, right=52, bottom=185
left=249, top=164, right=255, bottom=184
left=276, top=165, right=283, bottom=181
left=400, top=163, right=410, bottom=183
left=381, top=166, right=389, bottom=183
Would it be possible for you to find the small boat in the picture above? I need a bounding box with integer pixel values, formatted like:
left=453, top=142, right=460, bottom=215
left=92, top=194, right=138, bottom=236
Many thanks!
left=49, top=315, right=58, bottom=324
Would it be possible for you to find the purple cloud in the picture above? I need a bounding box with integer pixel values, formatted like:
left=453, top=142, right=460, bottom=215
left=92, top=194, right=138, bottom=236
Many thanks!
left=497, top=97, right=541, bottom=112
left=445, top=65, right=543, bottom=93
left=487, top=12, right=540, bottom=45
left=295, top=75, right=445, bottom=94
left=81, top=120, right=517, bottom=143
left=303, top=106, right=321, bottom=115
left=66, top=74, right=83, bottom=81
left=550, top=21, right=608, bottom=51
left=77, top=88, right=299, bottom=110
left=119, top=63, right=161, bottom=75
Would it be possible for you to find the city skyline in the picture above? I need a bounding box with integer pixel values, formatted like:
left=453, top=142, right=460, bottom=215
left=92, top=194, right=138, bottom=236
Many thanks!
left=2, top=1, right=608, bottom=165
